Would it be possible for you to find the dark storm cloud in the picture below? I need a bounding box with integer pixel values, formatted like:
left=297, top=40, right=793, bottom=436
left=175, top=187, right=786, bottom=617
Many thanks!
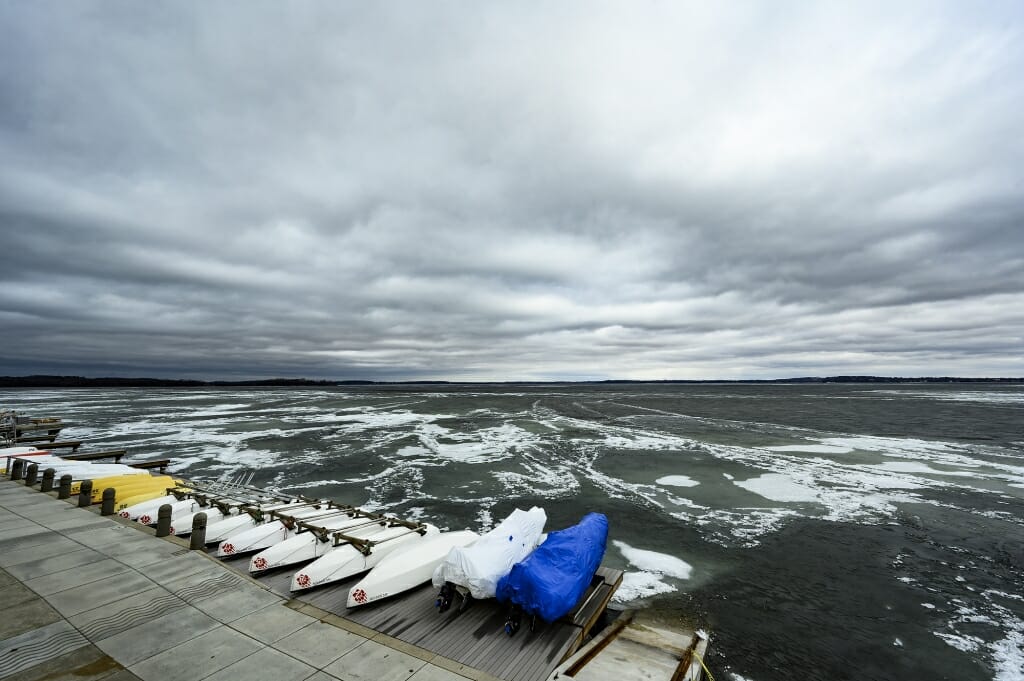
left=2, top=2, right=1023, bottom=380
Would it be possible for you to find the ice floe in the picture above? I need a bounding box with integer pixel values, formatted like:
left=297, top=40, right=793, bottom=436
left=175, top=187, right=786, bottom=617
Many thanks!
left=613, top=540, right=692, bottom=579
left=656, top=475, right=700, bottom=487
left=733, top=473, right=820, bottom=503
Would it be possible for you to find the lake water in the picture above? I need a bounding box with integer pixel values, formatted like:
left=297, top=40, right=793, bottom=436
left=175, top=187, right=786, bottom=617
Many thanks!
left=3, top=383, right=1022, bottom=681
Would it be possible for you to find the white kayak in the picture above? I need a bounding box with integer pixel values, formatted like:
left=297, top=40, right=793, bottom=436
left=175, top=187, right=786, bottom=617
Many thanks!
left=136, top=498, right=201, bottom=525
left=6, top=455, right=150, bottom=479
left=167, top=494, right=280, bottom=536
left=292, top=523, right=440, bottom=592
left=119, top=494, right=179, bottom=520
left=169, top=506, right=230, bottom=535
left=346, top=530, right=479, bottom=608
left=204, top=500, right=308, bottom=544
left=217, top=505, right=352, bottom=557
left=250, top=513, right=397, bottom=573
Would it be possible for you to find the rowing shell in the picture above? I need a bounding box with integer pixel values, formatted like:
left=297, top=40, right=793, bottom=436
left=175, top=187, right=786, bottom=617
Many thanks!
left=249, top=514, right=393, bottom=573
left=291, top=523, right=440, bottom=593
left=346, top=530, right=478, bottom=608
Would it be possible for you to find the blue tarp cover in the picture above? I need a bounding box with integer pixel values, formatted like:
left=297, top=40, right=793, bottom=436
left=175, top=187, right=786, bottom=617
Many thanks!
left=496, top=512, right=608, bottom=622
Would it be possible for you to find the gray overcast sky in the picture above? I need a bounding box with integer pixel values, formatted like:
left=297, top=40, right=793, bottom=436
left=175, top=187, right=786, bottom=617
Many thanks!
left=1, top=2, right=1023, bottom=380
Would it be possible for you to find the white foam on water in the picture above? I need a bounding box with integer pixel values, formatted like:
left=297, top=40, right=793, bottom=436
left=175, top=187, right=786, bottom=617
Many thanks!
left=612, top=540, right=692, bottom=579
left=416, top=422, right=538, bottom=464
left=491, top=458, right=580, bottom=499
left=613, top=571, right=678, bottom=602
left=656, top=475, right=700, bottom=487
left=733, top=473, right=820, bottom=503
left=687, top=508, right=800, bottom=548
left=867, top=389, right=1024, bottom=406
left=992, top=630, right=1024, bottom=681
left=188, top=403, right=252, bottom=417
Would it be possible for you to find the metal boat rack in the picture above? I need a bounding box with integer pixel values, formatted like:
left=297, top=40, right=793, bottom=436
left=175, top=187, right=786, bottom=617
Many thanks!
left=331, top=521, right=429, bottom=554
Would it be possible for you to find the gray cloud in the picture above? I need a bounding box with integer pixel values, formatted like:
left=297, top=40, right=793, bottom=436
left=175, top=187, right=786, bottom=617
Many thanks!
left=2, top=2, right=1023, bottom=380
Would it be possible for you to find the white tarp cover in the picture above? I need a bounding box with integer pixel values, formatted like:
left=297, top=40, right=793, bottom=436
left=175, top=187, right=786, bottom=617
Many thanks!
left=432, top=506, right=547, bottom=599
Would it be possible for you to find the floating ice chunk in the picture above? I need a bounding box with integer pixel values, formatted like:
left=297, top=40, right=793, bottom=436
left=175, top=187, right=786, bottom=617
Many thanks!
left=613, top=571, right=678, bottom=602
left=763, top=444, right=854, bottom=454
left=733, top=473, right=820, bottom=503
left=869, top=462, right=977, bottom=477
left=656, top=475, right=700, bottom=488
left=612, top=540, right=692, bottom=579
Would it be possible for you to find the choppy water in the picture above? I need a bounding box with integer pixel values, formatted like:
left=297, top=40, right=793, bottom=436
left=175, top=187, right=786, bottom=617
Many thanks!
left=3, top=383, right=1022, bottom=681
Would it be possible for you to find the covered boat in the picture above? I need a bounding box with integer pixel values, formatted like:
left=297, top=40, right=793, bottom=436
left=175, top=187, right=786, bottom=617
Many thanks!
left=496, top=512, right=608, bottom=629
left=432, top=506, right=546, bottom=608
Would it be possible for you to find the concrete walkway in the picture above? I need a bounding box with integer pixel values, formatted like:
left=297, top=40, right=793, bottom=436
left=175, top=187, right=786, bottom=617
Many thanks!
left=0, top=479, right=492, bottom=681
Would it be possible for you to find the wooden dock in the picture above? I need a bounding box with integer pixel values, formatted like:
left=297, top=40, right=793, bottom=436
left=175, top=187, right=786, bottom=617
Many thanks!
left=228, top=557, right=622, bottom=681
left=0, top=478, right=508, bottom=681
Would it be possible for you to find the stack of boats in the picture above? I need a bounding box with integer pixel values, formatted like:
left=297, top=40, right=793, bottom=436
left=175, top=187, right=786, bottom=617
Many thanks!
left=1, top=446, right=180, bottom=501
left=3, top=444, right=610, bottom=633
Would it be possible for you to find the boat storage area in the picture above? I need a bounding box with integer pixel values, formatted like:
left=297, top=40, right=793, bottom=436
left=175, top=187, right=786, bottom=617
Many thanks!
left=0, top=412, right=708, bottom=681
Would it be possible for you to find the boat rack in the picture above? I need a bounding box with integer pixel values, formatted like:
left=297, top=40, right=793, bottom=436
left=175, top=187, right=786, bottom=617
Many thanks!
left=333, top=521, right=429, bottom=554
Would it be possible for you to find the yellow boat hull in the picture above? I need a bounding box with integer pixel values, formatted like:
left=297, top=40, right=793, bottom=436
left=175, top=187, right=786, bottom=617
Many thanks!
left=69, top=475, right=182, bottom=502
left=116, top=485, right=190, bottom=509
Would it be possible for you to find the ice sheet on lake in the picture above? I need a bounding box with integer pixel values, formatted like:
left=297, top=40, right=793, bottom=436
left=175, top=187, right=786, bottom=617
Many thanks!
left=614, top=571, right=677, bottom=602
left=656, top=475, right=700, bottom=487
left=613, top=540, right=692, bottom=579
left=763, top=444, right=854, bottom=454
left=733, top=473, right=820, bottom=503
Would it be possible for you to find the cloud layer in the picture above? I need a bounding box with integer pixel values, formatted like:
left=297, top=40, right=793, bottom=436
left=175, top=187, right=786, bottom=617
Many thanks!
left=2, top=3, right=1023, bottom=380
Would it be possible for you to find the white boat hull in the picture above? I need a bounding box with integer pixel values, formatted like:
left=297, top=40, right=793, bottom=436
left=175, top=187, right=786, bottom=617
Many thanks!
left=169, top=507, right=229, bottom=535
left=136, top=498, right=199, bottom=525
left=249, top=515, right=392, bottom=573
left=204, top=500, right=305, bottom=543
left=292, top=524, right=440, bottom=592
left=346, top=530, right=478, bottom=608
left=216, top=506, right=349, bottom=557
left=119, top=494, right=179, bottom=521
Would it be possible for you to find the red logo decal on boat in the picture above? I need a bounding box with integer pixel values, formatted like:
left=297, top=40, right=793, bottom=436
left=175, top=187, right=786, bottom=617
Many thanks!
left=222, top=543, right=235, bottom=554
left=139, top=515, right=151, bottom=524
left=296, top=573, right=311, bottom=588
left=169, top=527, right=175, bottom=535
left=253, top=556, right=267, bottom=570
left=352, top=588, right=367, bottom=604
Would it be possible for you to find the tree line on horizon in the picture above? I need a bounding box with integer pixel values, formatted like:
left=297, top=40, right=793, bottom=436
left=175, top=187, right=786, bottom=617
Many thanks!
left=0, top=374, right=1021, bottom=388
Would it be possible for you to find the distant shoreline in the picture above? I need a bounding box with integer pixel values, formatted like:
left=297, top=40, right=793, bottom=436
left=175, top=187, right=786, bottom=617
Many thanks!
left=1, top=375, right=1022, bottom=388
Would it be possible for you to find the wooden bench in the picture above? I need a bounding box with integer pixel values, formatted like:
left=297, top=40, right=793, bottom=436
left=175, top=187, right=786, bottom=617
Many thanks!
left=129, top=459, right=171, bottom=474
left=63, top=449, right=127, bottom=463
left=31, top=440, right=82, bottom=451
left=15, top=434, right=59, bottom=444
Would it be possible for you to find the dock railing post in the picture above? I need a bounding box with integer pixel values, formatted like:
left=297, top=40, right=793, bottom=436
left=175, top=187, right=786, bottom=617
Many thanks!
left=78, top=480, right=93, bottom=507
left=40, top=468, right=55, bottom=492
left=189, top=512, right=207, bottom=550
left=11, top=459, right=24, bottom=480
left=57, top=474, right=72, bottom=499
left=24, top=462, right=39, bottom=486
left=155, top=504, right=172, bottom=537
left=101, top=488, right=116, bottom=515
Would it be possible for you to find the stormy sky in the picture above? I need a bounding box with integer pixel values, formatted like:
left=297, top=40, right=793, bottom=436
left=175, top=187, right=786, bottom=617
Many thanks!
left=1, top=3, right=1022, bottom=381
